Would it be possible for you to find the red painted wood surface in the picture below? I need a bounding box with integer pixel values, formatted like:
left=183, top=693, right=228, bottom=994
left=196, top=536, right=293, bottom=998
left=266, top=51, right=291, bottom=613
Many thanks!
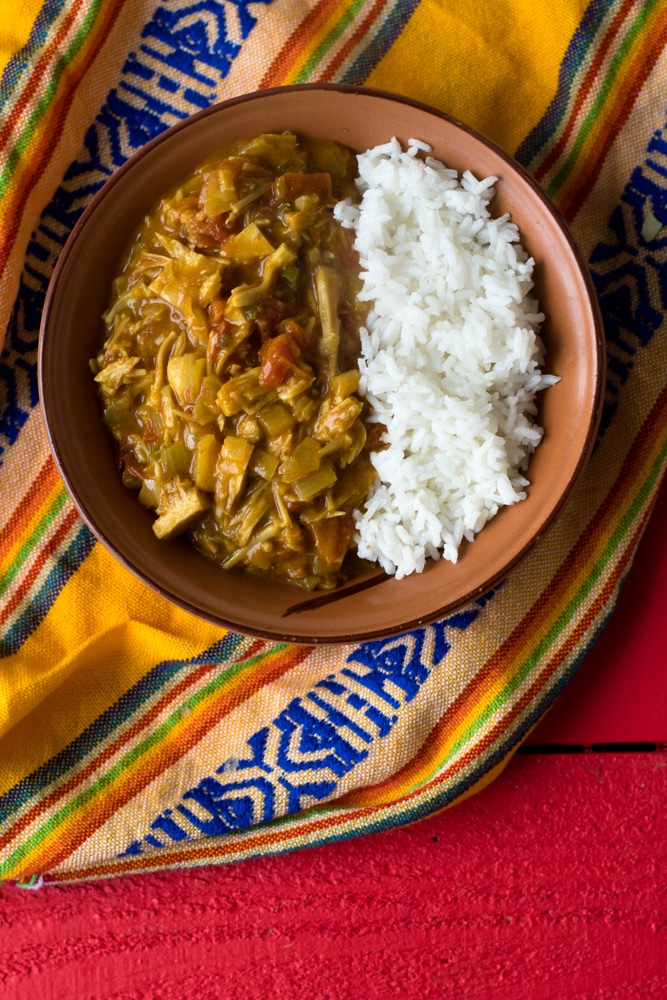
left=1, top=751, right=666, bottom=999
left=527, top=475, right=667, bottom=745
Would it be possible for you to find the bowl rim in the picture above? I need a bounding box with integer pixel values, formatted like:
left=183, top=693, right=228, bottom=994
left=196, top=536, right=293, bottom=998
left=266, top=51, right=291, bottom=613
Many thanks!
left=38, top=83, right=606, bottom=643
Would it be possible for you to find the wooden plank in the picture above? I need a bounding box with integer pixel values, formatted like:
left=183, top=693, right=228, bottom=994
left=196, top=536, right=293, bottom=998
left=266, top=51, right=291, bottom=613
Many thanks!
left=1, top=751, right=665, bottom=999
left=528, top=476, right=667, bottom=746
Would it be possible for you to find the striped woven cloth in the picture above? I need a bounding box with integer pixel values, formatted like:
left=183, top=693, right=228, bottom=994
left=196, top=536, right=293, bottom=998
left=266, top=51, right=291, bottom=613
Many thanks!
left=0, top=0, right=665, bottom=884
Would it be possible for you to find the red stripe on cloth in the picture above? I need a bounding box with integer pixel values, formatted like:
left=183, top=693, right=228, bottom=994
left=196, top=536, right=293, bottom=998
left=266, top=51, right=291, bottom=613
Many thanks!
left=0, top=636, right=266, bottom=850
left=259, top=0, right=346, bottom=88
left=0, top=505, right=80, bottom=629
left=318, top=0, right=386, bottom=81
left=559, top=8, right=667, bottom=222
left=533, top=0, right=635, bottom=183
left=0, top=662, right=219, bottom=852
left=0, top=0, right=87, bottom=157
left=0, top=0, right=128, bottom=281
left=0, top=455, right=61, bottom=560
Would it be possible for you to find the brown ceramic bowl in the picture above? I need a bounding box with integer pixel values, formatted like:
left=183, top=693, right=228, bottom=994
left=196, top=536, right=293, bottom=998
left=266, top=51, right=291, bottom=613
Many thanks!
left=38, top=84, right=605, bottom=644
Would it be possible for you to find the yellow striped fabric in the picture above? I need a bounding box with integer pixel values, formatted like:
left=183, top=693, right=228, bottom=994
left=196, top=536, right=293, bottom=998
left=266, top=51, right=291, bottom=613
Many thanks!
left=1, top=0, right=666, bottom=883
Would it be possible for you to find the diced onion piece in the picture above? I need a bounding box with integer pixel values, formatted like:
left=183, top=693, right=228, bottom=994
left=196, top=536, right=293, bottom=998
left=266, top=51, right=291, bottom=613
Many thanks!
left=291, top=462, right=337, bottom=501
left=194, top=434, right=219, bottom=492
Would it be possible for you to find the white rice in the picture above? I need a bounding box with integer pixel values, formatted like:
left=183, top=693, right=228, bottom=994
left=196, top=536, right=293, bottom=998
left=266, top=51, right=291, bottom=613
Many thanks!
left=333, top=137, right=558, bottom=580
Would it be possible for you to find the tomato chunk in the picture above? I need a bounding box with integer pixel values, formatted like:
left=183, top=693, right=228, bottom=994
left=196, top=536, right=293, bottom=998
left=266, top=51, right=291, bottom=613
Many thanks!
left=271, top=172, right=333, bottom=205
left=258, top=332, right=301, bottom=387
left=308, top=513, right=355, bottom=566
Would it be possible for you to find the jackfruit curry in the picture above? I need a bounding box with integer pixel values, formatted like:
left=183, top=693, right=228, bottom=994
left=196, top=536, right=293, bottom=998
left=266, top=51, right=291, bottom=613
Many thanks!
left=92, top=132, right=379, bottom=590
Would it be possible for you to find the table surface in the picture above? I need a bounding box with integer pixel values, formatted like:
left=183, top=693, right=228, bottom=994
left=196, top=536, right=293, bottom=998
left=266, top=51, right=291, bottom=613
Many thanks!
left=1, top=479, right=665, bottom=999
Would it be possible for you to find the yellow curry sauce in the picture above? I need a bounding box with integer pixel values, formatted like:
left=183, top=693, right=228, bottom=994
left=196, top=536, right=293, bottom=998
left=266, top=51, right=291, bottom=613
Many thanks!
left=92, top=132, right=379, bottom=590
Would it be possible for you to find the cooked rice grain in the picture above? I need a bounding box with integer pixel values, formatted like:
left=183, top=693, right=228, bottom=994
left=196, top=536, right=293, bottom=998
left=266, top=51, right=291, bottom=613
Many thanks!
left=334, top=138, right=557, bottom=579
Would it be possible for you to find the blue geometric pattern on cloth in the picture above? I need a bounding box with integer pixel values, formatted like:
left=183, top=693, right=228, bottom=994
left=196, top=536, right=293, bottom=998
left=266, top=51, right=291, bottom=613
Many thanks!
left=121, top=603, right=495, bottom=855
left=588, top=126, right=667, bottom=438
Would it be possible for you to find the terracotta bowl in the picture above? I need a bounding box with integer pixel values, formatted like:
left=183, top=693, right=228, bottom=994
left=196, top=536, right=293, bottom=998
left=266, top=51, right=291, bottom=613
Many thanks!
left=39, top=84, right=605, bottom=644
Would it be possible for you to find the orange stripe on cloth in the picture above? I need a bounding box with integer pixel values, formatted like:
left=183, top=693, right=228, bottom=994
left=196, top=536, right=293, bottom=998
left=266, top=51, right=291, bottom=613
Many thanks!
left=0, top=505, right=79, bottom=629
left=533, top=0, right=636, bottom=185
left=0, top=660, right=225, bottom=855
left=317, top=0, right=387, bottom=82
left=0, top=638, right=274, bottom=852
left=0, top=0, right=127, bottom=281
left=550, top=0, right=667, bottom=221
left=0, top=1, right=87, bottom=157
left=259, top=0, right=351, bottom=87
left=0, top=454, right=62, bottom=562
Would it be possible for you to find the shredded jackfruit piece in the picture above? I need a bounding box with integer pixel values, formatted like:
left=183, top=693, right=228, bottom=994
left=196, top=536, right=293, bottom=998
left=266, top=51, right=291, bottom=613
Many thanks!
left=227, top=243, right=297, bottom=310
left=94, top=356, right=142, bottom=391
left=314, top=265, right=343, bottom=385
left=153, top=478, right=209, bottom=539
left=167, top=353, right=207, bottom=407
